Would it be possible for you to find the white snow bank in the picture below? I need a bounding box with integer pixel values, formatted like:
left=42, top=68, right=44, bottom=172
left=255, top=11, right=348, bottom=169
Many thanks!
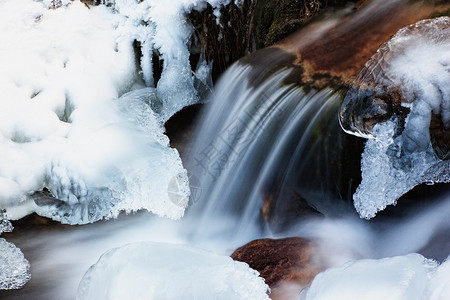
left=77, top=242, right=270, bottom=300
left=299, top=253, right=441, bottom=300
left=0, top=0, right=189, bottom=224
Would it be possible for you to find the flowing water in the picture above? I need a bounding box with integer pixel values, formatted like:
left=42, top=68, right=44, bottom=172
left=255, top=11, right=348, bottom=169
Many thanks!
left=1, top=1, right=450, bottom=298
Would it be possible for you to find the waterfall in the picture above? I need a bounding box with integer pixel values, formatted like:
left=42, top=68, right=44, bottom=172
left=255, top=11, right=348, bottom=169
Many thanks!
left=186, top=63, right=363, bottom=241
left=2, top=0, right=450, bottom=299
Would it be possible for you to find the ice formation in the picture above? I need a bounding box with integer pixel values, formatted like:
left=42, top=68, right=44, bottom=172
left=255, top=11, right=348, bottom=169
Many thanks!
left=77, top=242, right=270, bottom=299
left=0, top=212, right=31, bottom=290
left=107, top=0, right=229, bottom=120
left=299, top=253, right=440, bottom=300
left=0, top=0, right=201, bottom=224
left=339, top=17, right=450, bottom=218
left=425, top=255, right=450, bottom=300
left=353, top=120, right=441, bottom=219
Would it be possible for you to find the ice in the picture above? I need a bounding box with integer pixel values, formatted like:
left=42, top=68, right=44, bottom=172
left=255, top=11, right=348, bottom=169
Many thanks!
left=340, top=17, right=450, bottom=218
left=77, top=242, right=270, bottom=300
left=425, top=255, right=450, bottom=300
left=0, top=0, right=189, bottom=224
left=299, top=253, right=438, bottom=300
left=0, top=211, right=31, bottom=290
left=354, top=120, right=440, bottom=219
left=111, top=0, right=230, bottom=120
left=0, top=239, right=31, bottom=290
left=384, top=17, right=450, bottom=153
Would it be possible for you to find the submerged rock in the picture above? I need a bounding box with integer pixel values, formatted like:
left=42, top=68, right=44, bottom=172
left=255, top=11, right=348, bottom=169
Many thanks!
left=231, top=237, right=323, bottom=299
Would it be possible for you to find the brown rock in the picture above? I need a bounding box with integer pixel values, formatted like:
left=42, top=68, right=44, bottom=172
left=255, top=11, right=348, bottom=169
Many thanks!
left=242, top=0, right=450, bottom=92
left=231, top=237, right=323, bottom=299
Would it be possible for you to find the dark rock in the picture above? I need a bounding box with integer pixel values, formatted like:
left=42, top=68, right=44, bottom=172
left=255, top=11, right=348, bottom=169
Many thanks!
left=231, top=237, right=323, bottom=299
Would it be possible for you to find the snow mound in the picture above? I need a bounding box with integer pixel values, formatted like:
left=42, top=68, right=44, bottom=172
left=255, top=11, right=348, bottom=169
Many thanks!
left=0, top=0, right=189, bottom=224
left=299, top=253, right=438, bottom=300
left=77, top=242, right=270, bottom=300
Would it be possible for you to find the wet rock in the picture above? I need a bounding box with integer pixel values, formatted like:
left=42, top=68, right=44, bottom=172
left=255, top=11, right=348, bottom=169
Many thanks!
left=231, top=237, right=323, bottom=299
left=243, top=0, right=450, bottom=92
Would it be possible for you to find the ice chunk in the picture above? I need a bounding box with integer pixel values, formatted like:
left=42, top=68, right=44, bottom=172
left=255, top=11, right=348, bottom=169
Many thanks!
left=354, top=120, right=440, bottom=219
left=77, top=242, right=270, bottom=299
left=300, top=253, right=437, bottom=300
left=340, top=17, right=450, bottom=146
left=0, top=211, right=31, bottom=290
left=0, top=239, right=31, bottom=290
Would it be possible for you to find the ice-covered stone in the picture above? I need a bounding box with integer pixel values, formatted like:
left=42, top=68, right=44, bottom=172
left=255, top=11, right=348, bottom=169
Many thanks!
left=340, top=17, right=450, bottom=150
left=425, top=255, right=450, bottom=300
left=299, top=253, right=438, bottom=300
left=77, top=242, right=270, bottom=299
left=339, top=17, right=450, bottom=218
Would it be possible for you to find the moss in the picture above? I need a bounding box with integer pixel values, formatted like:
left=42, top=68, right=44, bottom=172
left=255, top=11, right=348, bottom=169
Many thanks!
left=254, top=0, right=355, bottom=48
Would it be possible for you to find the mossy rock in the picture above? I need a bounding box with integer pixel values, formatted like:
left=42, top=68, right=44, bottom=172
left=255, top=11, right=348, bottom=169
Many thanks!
left=254, top=0, right=354, bottom=48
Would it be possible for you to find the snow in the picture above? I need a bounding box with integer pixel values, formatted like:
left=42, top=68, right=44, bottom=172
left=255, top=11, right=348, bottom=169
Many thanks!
left=299, top=253, right=439, bottom=300
left=111, top=0, right=230, bottom=120
left=426, top=255, right=450, bottom=300
left=384, top=17, right=450, bottom=153
left=0, top=0, right=192, bottom=224
left=77, top=242, right=270, bottom=300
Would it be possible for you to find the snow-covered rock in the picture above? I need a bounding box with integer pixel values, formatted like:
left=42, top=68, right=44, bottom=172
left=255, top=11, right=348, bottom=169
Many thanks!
left=77, top=242, right=270, bottom=299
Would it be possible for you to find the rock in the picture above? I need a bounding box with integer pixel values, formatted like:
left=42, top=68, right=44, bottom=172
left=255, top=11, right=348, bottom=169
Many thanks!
left=231, top=237, right=323, bottom=299
left=243, top=0, right=450, bottom=92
